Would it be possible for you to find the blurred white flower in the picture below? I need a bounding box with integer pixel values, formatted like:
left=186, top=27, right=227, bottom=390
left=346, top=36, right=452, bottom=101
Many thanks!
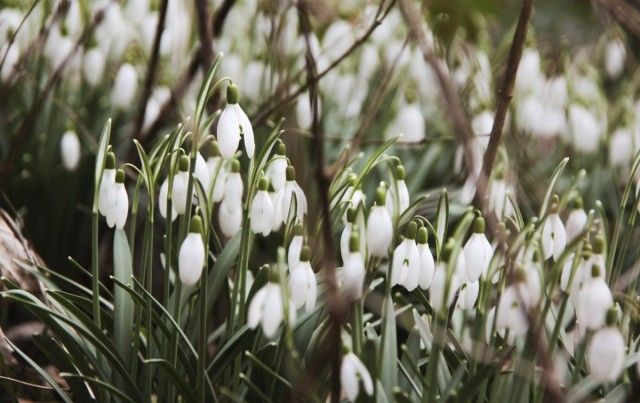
left=457, top=280, right=479, bottom=310
left=249, top=178, right=275, bottom=236
left=223, top=159, right=244, bottom=204
left=569, top=104, right=602, bottom=153
left=386, top=164, right=410, bottom=217
left=248, top=274, right=295, bottom=338
left=609, top=128, right=634, bottom=168
left=463, top=217, right=493, bottom=281
left=112, top=63, right=138, bottom=109
left=541, top=197, right=566, bottom=261
left=288, top=224, right=304, bottom=268
left=340, top=208, right=366, bottom=263
left=565, top=198, right=587, bottom=242
left=605, top=39, right=626, bottom=79
left=60, top=130, right=81, bottom=171
left=171, top=157, right=190, bottom=215
left=340, top=352, right=373, bottom=402
left=576, top=268, right=612, bottom=331
left=587, top=325, right=625, bottom=383
left=0, top=43, right=19, bottom=82
left=496, top=285, right=529, bottom=338
left=178, top=216, right=205, bottom=286
left=82, top=48, right=106, bottom=87
left=391, top=103, right=425, bottom=143
left=275, top=166, right=307, bottom=224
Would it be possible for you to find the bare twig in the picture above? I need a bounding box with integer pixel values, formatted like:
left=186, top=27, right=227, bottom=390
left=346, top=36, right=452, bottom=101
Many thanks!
left=212, top=0, right=236, bottom=37
left=473, top=0, right=534, bottom=205
left=251, top=0, right=397, bottom=126
left=0, top=0, right=42, bottom=75
left=194, top=0, right=214, bottom=71
left=132, top=0, right=169, bottom=138
left=598, top=0, right=640, bottom=40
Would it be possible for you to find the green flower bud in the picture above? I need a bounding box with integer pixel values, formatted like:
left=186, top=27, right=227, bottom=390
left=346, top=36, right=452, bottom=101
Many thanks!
left=115, top=169, right=125, bottom=183
left=473, top=217, right=485, bottom=234
left=405, top=221, right=417, bottom=239
left=605, top=307, right=618, bottom=327
left=346, top=207, right=358, bottom=224
left=593, top=235, right=605, bottom=255
left=190, top=215, right=203, bottom=234
left=286, top=165, right=295, bottom=181
left=416, top=227, right=428, bottom=244
left=227, top=83, right=239, bottom=104
left=230, top=158, right=241, bottom=173
left=258, top=177, right=269, bottom=191
left=293, top=223, right=304, bottom=236
left=105, top=151, right=115, bottom=169
left=209, top=141, right=220, bottom=157
left=349, top=232, right=360, bottom=252
left=179, top=155, right=190, bottom=172
left=276, top=140, right=286, bottom=155
left=375, top=186, right=387, bottom=206
left=394, top=165, right=406, bottom=180
left=300, top=245, right=311, bottom=262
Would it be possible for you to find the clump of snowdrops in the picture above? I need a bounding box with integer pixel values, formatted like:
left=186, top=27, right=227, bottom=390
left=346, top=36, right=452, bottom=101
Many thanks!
left=5, top=54, right=640, bottom=403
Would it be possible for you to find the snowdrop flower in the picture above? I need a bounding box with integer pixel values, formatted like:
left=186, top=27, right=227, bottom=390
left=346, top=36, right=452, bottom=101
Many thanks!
left=514, top=267, right=542, bottom=308
left=609, top=128, right=634, bottom=168
left=223, top=159, right=243, bottom=204
left=206, top=141, right=226, bottom=202
left=0, top=43, right=18, bottom=82
left=391, top=102, right=425, bottom=143
left=569, top=105, right=601, bottom=154
left=391, top=222, right=421, bottom=291
left=366, top=186, right=393, bottom=258
left=248, top=268, right=295, bottom=338
left=83, top=47, right=105, bottom=87
left=171, top=156, right=190, bottom=215
left=249, top=177, right=275, bottom=236
left=99, top=152, right=116, bottom=216
left=289, top=245, right=317, bottom=312
left=288, top=223, right=304, bottom=268
left=111, top=63, right=138, bottom=109
left=488, top=168, right=514, bottom=218
left=565, top=197, right=588, bottom=242
left=340, top=351, right=373, bottom=402
left=217, top=83, right=254, bottom=159
left=342, top=231, right=366, bottom=300
left=430, top=241, right=461, bottom=312
left=590, top=236, right=607, bottom=277
left=296, top=92, right=320, bottom=129
left=576, top=265, right=613, bottom=331
left=463, top=217, right=493, bottom=281
left=496, top=282, right=529, bottom=338
left=178, top=216, right=205, bottom=286
left=417, top=227, right=435, bottom=290
left=218, top=197, right=243, bottom=237
left=275, top=165, right=307, bottom=224
left=105, top=169, right=129, bottom=229
left=159, top=177, right=177, bottom=222
left=340, top=208, right=366, bottom=263
left=60, top=130, right=81, bottom=171
left=457, top=280, right=479, bottom=310
left=265, top=140, right=288, bottom=192
left=386, top=164, right=410, bottom=218
left=541, top=195, right=566, bottom=261
left=605, top=39, right=626, bottom=79
left=193, top=152, right=211, bottom=193
left=587, top=309, right=625, bottom=383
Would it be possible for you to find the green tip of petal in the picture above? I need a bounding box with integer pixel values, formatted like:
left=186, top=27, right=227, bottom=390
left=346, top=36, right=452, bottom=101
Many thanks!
left=267, top=265, right=280, bottom=283
left=105, top=152, right=115, bottom=169
left=300, top=245, right=311, bottom=262
left=514, top=267, right=527, bottom=283
left=179, top=155, right=190, bottom=172
left=286, top=165, right=295, bottom=181
left=349, top=232, right=360, bottom=252
left=230, top=158, right=241, bottom=173
left=190, top=215, right=203, bottom=234
left=227, top=83, right=239, bottom=104
left=405, top=221, right=417, bottom=239
left=473, top=217, right=485, bottom=234
left=416, top=227, right=428, bottom=244
left=571, top=195, right=583, bottom=209
left=276, top=140, right=286, bottom=155
left=593, top=235, right=605, bottom=254
left=292, top=223, right=304, bottom=236
left=258, top=177, right=269, bottom=191
left=115, top=169, right=125, bottom=183
left=375, top=186, right=386, bottom=206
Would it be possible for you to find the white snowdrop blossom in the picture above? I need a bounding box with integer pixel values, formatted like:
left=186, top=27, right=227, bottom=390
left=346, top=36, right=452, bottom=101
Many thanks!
left=391, top=222, right=421, bottom=291
left=569, top=104, right=602, bottom=154
left=391, top=102, right=425, bottom=143
left=462, top=217, right=493, bottom=281
left=366, top=186, right=393, bottom=258
left=605, top=39, right=626, bottom=79
left=340, top=352, right=373, bottom=402
left=171, top=156, right=190, bottom=215
left=340, top=208, right=366, bottom=263
left=541, top=196, right=566, bottom=261
left=193, top=153, right=211, bottom=194
left=218, top=198, right=243, bottom=237
left=178, top=216, right=205, bottom=286
left=248, top=271, right=295, bottom=338
left=495, top=285, right=529, bottom=338
left=430, top=242, right=461, bottom=312
left=457, top=280, right=479, bottom=310
left=60, top=130, right=81, bottom=171
left=249, top=177, right=275, bottom=236
left=386, top=164, right=410, bottom=217
left=565, top=197, right=588, bottom=242
left=206, top=141, right=226, bottom=202
left=609, top=128, right=634, bottom=168
left=105, top=169, right=129, bottom=229
left=288, top=224, right=304, bottom=268
left=289, top=246, right=317, bottom=312
left=576, top=266, right=613, bottom=331
left=223, top=159, right=244, bottom=205
left=111, top=63, right=138, bottom=109
left=417, top=227, right=435, bottom=290
left=587, top=310, right=625, bottom=383
left=265, top=141, right=288, bottom=192
left=217, top=83, right=254, bottom=159
left=83, top=47, right=106, bottom=87
left=342, top=231, right=366, bottom=300
left=99, top=152, right=116, bottom=217
left=275, top=165, right=307, bottom=224
left=158, top=178, right=177, bottom=222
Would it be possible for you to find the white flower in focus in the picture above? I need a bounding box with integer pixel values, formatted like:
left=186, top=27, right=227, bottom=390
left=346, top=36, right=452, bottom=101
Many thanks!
left=99, top=152, right=116, bottom=216
left=275, top=165, right=307, bottom=224
left=248, top=271, right=295, bottom=338
left=249, top=177, right=275, bottom=236
left=457, top=280, right=479, bottom=310
left=391, top=222, right=421, bottom=291
left=158, top=178, right=177, bottom=221
left=265, top=141, right=288, bottom=192
left=178, top=216, right=205, bottom=286
left=342, top=231, right=366, bottom=300
left=218, top=198, right=242, bottom=237
left=463, top=217, right=493, bottom=281
left=541, top=196, right=566, bottom=261
left=366, top=186, right=393, bottom=258
left=105, top=169, right=129, bottom=229
left=289, top=246, right=317, bottom=312
left=605, top=39, right=626, bottom=79
left=171, top=156, right=190, bottom=215
left=386, top=164, right=410, bottom=217
left=83, top=47, right=105, bottom=87
left=587, top=312, right=625, bottom=383
left=340, top=352, right=373, bottom=402
left=217, top=83, right=254, bottom=159
left=576, top=266, right=613, bottom=331
left=288, top=224, right=304, bottom=268
left=60, top=130, right=81, bottom=171
left=565, top=197, right=588, bottom=242
left=112, top=63, right=138, bottom=109
left=417, top=227, right=435, bottom=290
left=223, top=159, right=244, bottom=204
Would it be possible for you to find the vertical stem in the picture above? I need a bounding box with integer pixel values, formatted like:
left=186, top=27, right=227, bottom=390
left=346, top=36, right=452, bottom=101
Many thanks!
left=91, top=211, right=101, bottom=327
left=197, top=241, right=209, bottom=402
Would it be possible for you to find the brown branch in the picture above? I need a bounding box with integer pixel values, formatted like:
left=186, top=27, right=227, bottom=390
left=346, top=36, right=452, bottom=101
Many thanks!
left=212, top=0, right=236, bottom=37
left=132, top=0, right=169, bottom=138
left=473, top=0, right=534, bottom=205
left=0, top=7, right=105, bottom=187
left=194, top=0, right=214, bottom=71
left=250, top=0, right=397, bottom=126
left=0, top=0, right=42, bottom=75
left=598, top=0, right=640, bottom=40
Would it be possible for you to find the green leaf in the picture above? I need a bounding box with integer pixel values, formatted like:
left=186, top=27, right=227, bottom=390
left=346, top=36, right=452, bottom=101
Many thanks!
left=113, top=229, right=135, bottom=369
left=93, top=119, right=112, bottom=204
left=378, top=294, right=397, bottom=401
left=435, top=189, right=449, bottom=255
left=539, top=157, right=569, bottom=217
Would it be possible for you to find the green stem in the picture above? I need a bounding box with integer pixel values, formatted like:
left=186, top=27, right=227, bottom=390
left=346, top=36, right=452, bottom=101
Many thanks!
left=91, top=212, right=101, bottom=327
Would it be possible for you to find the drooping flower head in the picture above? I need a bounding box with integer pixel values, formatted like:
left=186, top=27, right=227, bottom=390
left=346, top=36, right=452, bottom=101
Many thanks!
left=276, top=165, right=307, bottom=224
left=265, top=140, right=288, bottom=193
left=386, top=163, right=410, bottom=218
left=99, top=151, right=116, bottom=217
left=105, top=168, right=129, bottom=229
left=565, top=196, right=587, bottom=243
left=288, top=223, right=304, bottom=268
left=289, top=245, right=317, bottom=312
left=61, top=130, right=81, bottom=171
left=463, top=216, right=493, bottom=282
left=172, top=155, right=190, bottom=215
left=541, top=195, right=566, bottom=261
left=340, top=350, right=373, bottom=402
left=178, top=215, right=205, bottom=286
left=342, top=230, right=366, bottom=300
left=391, top=221, right=420, bottom=291
left=366, top=184, right=393, bottom=258
left=341, top=207, right=366, bottom=263
left=587, top=308, right=625, bottom=383
left=217, top=83, right=255, bottom=159
left=249, top=176, right=275, bottom=236
left=431, top=240, right=461, bottom=313
left=417, top=226, right=435, bottom=290
left=248, top=267, right=296, bottom=338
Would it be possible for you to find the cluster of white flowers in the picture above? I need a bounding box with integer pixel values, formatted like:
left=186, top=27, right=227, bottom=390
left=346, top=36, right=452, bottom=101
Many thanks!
left=98, top=152, right=128, bottom=229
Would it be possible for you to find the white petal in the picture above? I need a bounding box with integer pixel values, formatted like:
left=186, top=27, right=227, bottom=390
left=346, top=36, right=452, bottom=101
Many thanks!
left=457, top=280, right=479, bottom=310
left=289, top=266, right=307, bottom=309
left=418, top=244, right=435, bottom=290
left=588, top=327, right=625, bottom=382
left=194, top=153, right=211, bottom=193
left=114, top=184, right=129, bottom=229
left=262, top=284, right=283, bottom=337
left=351, top=353, right=373, bottom=396
left=288, top=235, right=304, bottom=269
left=248, top=286, right=268, bottom=329
left=217, top=105, right=241, bottom=159
left=234, top=104, right=255, bottom=158
left=178, top=233, right=205, bottom=286
left=366, top=206, right=393, bottom=258
left=207, top=157, right=226, bottom=202
left=224, top=172, right=244, bottom=205
left=61, top=131, right=81, bottom=171
left=305, top=265, right=317, bottom=311
left=391, top=241, right=407, bottom=286
left=99, top=169, right=116, bottom=216
left=249, top=190, right=274, bottom=236
left=340, top=356, right=359, bottom=401
left=566, top=209, right=587, bottom=242
left=343, top=252, right=365, bottom=299
left=219, top=198, right=243, bottom=237
left=266, top=158, right=288, bottom=192
left=171, top=172, right=189, bottom=214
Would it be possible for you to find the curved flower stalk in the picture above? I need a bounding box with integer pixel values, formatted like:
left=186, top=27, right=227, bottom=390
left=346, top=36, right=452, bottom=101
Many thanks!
left=249, top=177, right=275, bottom=236
left=386, top=164, right=410, bottom=218
left=541, top=195, right=566, bottom=261
left=289, top=245, right=317, bottom=312
left=366, top=185, right=393, bottom=258
left=391, top=221, right=420, bottom=291
left=417, top=227, right=435, bottom=290
left=275, top=165, right=307, bottom=224
left=178, top=216, right=205, bottom=286
left=248, top=268, right=295, bottom=338
left=340, top=351, right=373, bottom=402
left=105, top=169, right=128, bottom=229
left=217, top=83, right=254, bottom=159
left=462, top=217, right=493, bottom=282
left=587, top=309, right=625, bottom=383
left=60, top=130, right=81, bottom=171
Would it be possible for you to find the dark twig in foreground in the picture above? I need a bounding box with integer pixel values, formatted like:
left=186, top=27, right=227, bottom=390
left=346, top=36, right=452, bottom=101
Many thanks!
left=194, top=0, right=215, bottom=72
left=598, top=0, right=640, bottom=40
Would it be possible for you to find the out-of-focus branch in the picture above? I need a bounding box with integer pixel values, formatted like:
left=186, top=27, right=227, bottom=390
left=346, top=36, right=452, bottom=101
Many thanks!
left=598, top=0, right=640, bottom=40
left=251, top=0, right=397, bottom=126
left=194, top=0, right=214, bottom=71
left=0, top=0, right=42, bottom=76
left=473, top=0, right=534, bottom=205
left=132, top=0, right=169, bottom=138
left=212, top=0, right=236, bottom=37
left=0, top=8, right=106, bottom=186
left=296, top=2, right=346, bottom=402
